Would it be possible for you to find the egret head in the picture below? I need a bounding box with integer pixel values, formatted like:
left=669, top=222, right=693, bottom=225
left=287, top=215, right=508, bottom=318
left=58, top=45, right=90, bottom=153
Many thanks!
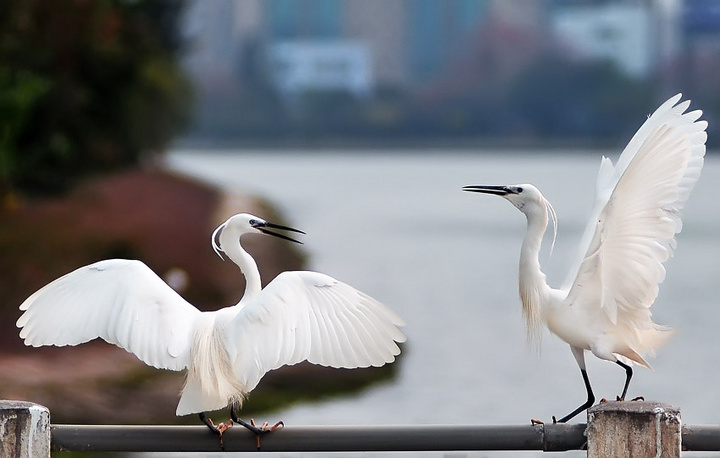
left=212, top=213, right=305, bottom=258
left=463, top=183, right=543, bottom=213
left=463, top=183, right=557, bottom=250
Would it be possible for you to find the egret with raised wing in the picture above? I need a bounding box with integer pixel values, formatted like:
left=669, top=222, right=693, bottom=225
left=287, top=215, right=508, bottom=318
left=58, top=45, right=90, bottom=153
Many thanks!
left=464, top=94, right=706, bottom=423
left=17, top=213, right=406, bottom=446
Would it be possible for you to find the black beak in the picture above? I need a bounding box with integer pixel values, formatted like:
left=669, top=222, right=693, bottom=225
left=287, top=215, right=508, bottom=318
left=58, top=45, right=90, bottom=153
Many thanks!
left=251, top=220, right=305, bottom=244
left=463, top=185, right=514, bottom=196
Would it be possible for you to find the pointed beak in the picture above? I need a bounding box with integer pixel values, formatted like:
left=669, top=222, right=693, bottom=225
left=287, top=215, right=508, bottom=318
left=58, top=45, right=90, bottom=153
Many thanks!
left=463, top=185, right=514, bottom=196
left=251, top=220, right=305, bottom=244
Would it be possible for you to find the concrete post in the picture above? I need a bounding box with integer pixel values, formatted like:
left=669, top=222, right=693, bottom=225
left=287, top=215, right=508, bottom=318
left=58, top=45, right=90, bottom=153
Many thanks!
left=587, top=401, right=681, bottom=457
left=0, top=401, right=50, bottom=458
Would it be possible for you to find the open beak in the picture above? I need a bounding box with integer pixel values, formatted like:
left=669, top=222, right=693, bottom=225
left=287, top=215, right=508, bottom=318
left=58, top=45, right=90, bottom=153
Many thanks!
left=463, top=185, right=514, bottom=196
left=251, top=220, right=305, bottom=244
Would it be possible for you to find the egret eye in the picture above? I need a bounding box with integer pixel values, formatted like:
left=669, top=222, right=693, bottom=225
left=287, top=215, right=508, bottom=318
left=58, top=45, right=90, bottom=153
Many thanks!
left=516, top=187, right=523, bottom=193
left=249, top=219, right=258, bottom=226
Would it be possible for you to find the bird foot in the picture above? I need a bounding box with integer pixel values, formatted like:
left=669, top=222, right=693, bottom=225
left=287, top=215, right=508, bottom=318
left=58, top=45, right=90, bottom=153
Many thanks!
left=201, top=415, right=232, bottom=450
left=600, top=398, right=609, bottom=403
left=246, top=418, right=284, bottom=450
left=552, top=416, right=558, bottom=424
left=614, top=396, right=643, bottom=402
left=530, top=418, right=544, bottom=425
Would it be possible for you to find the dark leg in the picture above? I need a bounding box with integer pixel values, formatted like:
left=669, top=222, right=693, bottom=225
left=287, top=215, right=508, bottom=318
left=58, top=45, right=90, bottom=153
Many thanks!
left=554, top=368, right=595, bottom=423
left=199, top=412, right=228, bottom=451
left=616, top=360, right=633, bottom=401
left=199, top=412, right=221, bottom=435
left=230, top=404, right=264, bottom=435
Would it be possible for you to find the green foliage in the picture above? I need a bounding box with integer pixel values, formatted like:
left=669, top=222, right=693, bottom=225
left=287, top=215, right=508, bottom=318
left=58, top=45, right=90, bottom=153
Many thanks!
left=0, top=0, right=191, bottom=197
left=0, top=68, right=50, bottom=196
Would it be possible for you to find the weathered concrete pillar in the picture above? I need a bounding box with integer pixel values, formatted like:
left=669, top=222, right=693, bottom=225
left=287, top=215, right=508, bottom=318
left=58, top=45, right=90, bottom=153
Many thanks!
left=587, top=401, right=681, bottom=457
left=0, top=401, right=50, bottom=458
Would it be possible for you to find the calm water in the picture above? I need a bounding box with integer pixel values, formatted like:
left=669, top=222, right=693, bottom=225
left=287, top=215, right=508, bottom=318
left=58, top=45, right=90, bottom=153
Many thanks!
left=164, top=149, right=720, bottom=457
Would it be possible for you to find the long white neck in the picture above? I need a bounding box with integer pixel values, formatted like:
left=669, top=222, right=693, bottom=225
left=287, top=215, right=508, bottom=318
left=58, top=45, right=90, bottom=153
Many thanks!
left=518, top=204, right=551, bottom=346
left=220, top=233, right=262, bottom=304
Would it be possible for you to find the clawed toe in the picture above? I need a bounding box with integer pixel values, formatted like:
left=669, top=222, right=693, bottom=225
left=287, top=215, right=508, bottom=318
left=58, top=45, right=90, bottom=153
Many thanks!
left=614, top=395, right=644, bottom=402
left=267, top=421, right=284, bottom=431
left=530, top=418, right=544, bottom=425
left=217, top=420, right=233, bottom=434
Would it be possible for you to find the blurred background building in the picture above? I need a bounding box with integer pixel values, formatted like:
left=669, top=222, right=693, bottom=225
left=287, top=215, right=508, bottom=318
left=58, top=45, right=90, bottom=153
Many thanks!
left=180, top=0, right=720, bottom=145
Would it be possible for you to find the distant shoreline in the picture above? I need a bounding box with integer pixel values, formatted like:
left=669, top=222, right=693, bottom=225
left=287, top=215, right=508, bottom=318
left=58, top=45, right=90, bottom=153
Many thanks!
left=173, top=136, right=633, bottom=152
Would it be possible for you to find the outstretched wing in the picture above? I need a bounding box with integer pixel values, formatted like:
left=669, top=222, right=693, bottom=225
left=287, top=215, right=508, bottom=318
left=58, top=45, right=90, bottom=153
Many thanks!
left=227, top=271, right=406, bottom=392
left=565, top=95, right=707, bottom=332
left=17, top=259, right=202, bottom=371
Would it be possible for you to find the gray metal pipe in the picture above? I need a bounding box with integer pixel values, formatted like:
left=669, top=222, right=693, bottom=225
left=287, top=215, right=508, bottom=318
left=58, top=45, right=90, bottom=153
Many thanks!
left=682, top=425, right=720, bottom=451
left=51, top=423, right=720, bottom=453
left=51, top=423, right=587, bottom=453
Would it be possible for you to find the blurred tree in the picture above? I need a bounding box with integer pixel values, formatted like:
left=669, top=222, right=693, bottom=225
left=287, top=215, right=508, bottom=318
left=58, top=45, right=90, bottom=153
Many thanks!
left=0, top=68, right=49, bottom=201
left=0, top=0, right=191, bottom=198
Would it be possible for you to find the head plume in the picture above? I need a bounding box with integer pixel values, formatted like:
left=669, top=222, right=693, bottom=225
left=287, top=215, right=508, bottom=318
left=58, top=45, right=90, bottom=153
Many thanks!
left=211, top=221, right=227, bottom=260
left=545, top=197, right=558, bottom=256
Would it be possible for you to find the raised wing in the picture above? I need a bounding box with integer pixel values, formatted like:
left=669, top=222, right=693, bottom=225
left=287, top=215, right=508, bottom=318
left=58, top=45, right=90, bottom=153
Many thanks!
left=227, top=271, right=406, bottom=392
left=17, top=259, right=202, bottom=371
left=565, top=95, right=707, bottom=331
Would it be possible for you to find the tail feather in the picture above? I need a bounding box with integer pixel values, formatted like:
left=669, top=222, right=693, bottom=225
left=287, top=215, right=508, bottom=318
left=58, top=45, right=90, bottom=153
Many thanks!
left=636, top=325, right=676, bottom=359
left=176, top=375, right=230, bottom=416
left=617, top=325, right=675, bottom=370
left=176, top=320, right=247, bottom=416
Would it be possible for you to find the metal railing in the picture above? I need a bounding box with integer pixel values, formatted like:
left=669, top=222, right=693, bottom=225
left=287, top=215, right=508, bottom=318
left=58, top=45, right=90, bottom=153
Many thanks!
left=50, top=423, right=720, bottom=453
left=51, top=423, right=586, bottom=453
left=3, top=401, right=720, bottom=456
left=682, top=425, right=720, bottom=451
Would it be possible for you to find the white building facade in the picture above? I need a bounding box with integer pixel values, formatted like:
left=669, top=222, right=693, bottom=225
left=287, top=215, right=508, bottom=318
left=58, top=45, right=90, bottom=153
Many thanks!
left=552, top=3, right=653, bottom=78
left=269, top=41, right=372, bottom=97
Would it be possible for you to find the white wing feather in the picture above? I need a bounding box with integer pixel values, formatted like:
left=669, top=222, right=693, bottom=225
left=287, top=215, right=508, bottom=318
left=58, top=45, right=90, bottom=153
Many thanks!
left=227, top=271, right=406, bottom=393
left=16, top=259, right=202, bottom=371
left=565, top=95, right=707, bottom=334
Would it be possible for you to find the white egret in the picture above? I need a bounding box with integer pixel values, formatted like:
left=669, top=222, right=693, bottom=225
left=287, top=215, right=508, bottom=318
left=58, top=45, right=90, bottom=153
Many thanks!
left=464, top=94, right=707, bottom=423
left=17, top=213, right=406, bottom=446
